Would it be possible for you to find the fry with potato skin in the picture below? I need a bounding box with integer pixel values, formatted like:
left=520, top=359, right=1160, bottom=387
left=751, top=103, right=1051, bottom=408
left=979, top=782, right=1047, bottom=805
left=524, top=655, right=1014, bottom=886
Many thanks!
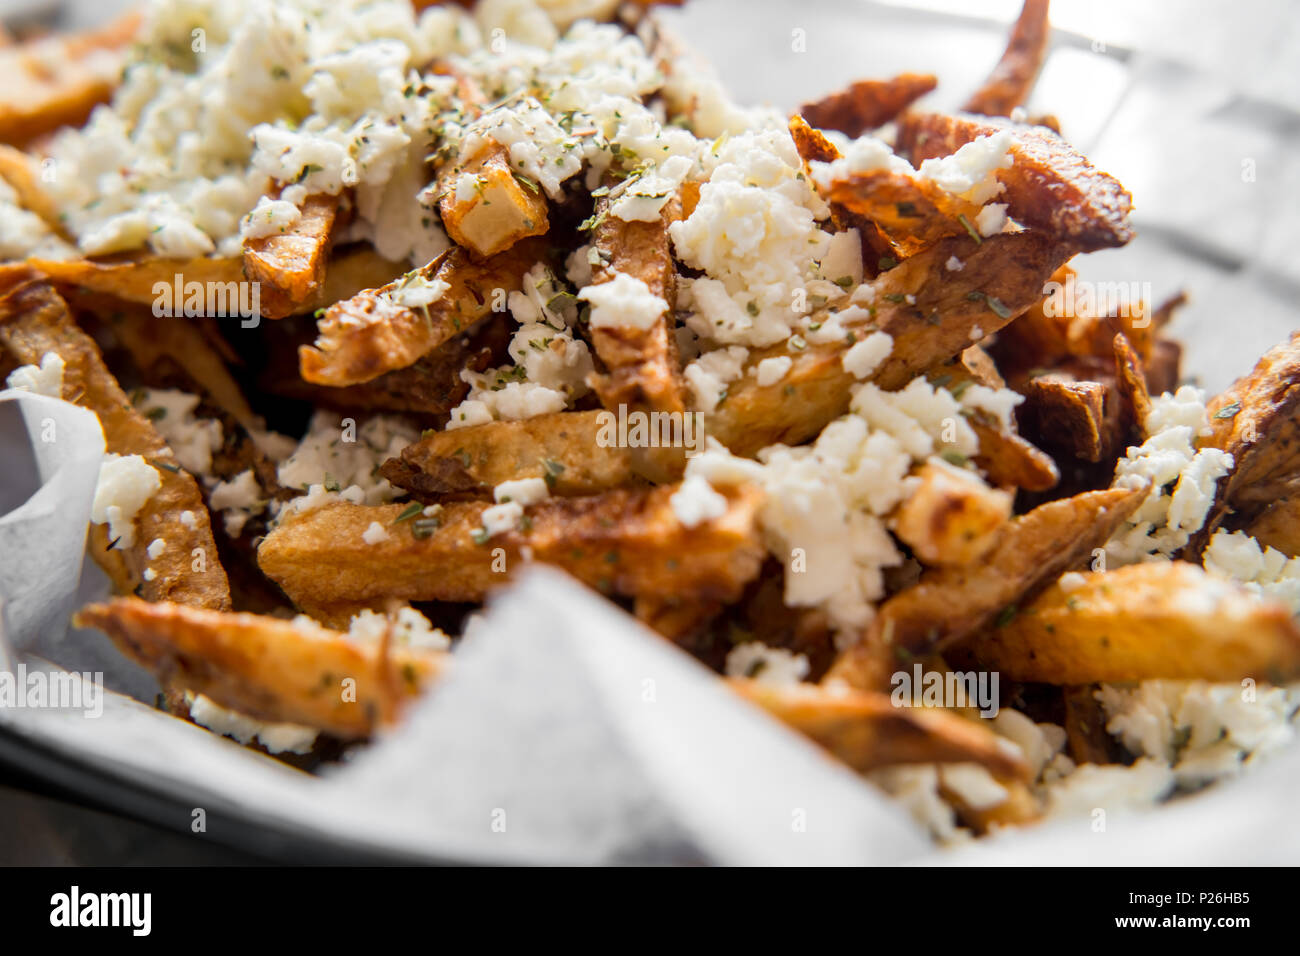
left=707, top=230, right=1073, bottom=455
left=299, top=238, right=543, bottom=387
left=893, top=460, right=1013, bottom=567
left=258, top=484, right=765, bottom=608
left=379, top=410, right=641, bottom=500
left=799, top=73, right=938, bottom=139
left=952, top=563, right=1300, bottom=684
left=242, top=192, right=340, bottom=319
left=0, top=273, right=230, bottom=609
left=26, top=254, right=248, bottom=309
left=74, top=598, right=445, bottom=738
left=828, top=485, right=1144, bottom=691
left=730, top=679, right=1030, bottom=781
left=897, top=112, right=1135, bottom=251
left=961, top=0, right=1052, bottom=117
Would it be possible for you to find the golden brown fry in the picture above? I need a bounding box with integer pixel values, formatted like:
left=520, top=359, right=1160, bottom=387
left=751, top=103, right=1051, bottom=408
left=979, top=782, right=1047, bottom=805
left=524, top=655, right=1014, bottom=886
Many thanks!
left=828, top=168, right=977, bottom=260
left=587, top=188, right=689, bottom=481
left=298, top=238, right=542, bottom=387
left=0, top=273, right=230, bottom=609
left=437, top=141, right=549, bottom=257
left=800, top=73, right=938, bottom=138
left=730, top=679, right=1030, bottom=781
left=954, top=563, right=1300, bottom=684
left=897, top=112, right=1135, bottom=251
left=1245, top=496, right=1300, bottom=558
left=968, top=420, right=1059, bottom=491
left=1192, top=332, right=1300, bottom=551
left=828, top=486, right=1143, bottom=690
left=789, top=115, right=839, bottom=164
left=708, top=230, right=1073, bottom=455
left=74, top=598, right=445, bottom=738
left=242, top=192, right=339, bottom=319
left=0, top=11, right=141, bottom=146
left=1113, top=332, right=1151, bottom=443
left=0, top=144, right=65, bottom=234
left=27, top=254, right=247, bottom=309
left=893, top=460, right=1013, bottom=566
left=962, top=0, right=1052, bottom=117
left=1018, top=373, right=1107, bottom=462
left=379, top=410, right=640, bottom=500
left=259, top=484, right=765, bottom=608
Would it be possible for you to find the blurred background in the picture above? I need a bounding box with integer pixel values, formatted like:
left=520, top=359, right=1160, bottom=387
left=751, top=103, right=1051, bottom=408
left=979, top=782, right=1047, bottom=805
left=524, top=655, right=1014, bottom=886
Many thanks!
left=0, top=0, right=1296, bottom=863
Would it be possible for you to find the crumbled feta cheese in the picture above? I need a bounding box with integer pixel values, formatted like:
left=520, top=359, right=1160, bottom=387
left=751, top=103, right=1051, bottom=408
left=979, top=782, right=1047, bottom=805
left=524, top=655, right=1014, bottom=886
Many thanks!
left=278, top=411, right=417, bottom=513
left=917, top=130, right=1014, bottom=205
left=684, top=345, right=748, bottom=413
left=959, top=383, right=1024, bottom=431
left=5, top=352, right=64, bottom=398
left=362, top=521, right=391, bottom=544
left=240, top=196, right=301, bottom=240
left=179, top=510, right=197, bottom=530
left=578, top=271, right=668, bottom=331
left=670, top=473, right=728, bottom=528
left=494, top=476, right=549, bottom=506
left=724, top=642, right=809, bottom=686
left=755, top=356, right=793, bottom=387
left=346, top=606, right=451, bottom=650
left=145, top=538, right=166, bottom=560
left=1204, top=529, right=1300, bottom=614
left=945, top=255, right=964, bottom=272
left=841, top=331, right=893, bottom=380
left=481, top=501, right=524, bottom=537
left=133, top=389, right=223, bottom=476
left=187, top=692, right=317, bottom=755
left=91, top=454, right=162, bottom=548
left=974, top=202, right=1008, bottom=237
left=939, top=764, right=1009, bottom=811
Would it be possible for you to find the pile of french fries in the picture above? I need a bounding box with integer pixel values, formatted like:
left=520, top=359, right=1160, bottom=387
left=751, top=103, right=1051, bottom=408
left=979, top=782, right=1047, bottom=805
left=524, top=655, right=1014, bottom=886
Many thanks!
left=1, top=0, right=1298, bottom=840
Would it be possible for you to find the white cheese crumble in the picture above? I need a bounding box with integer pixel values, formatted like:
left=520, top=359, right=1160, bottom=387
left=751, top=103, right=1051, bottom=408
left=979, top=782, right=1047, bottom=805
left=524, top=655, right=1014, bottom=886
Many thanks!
left=5, top=352, right=64, bottom=398
left=1203, top=529, right=1300, bottom=614
left=345, top=606, right=451, bottom=650
left=278, top=411, right=417, bottom=514
left=917, top=130, right=1014, bottom=205
left=239, top=196, right=301, bottom=240
left=974, top=201, right=1008, bottom=237
left=362, top=521, right=390, bottom=544
left=684, top=345, right=748, bottom=414
left=480, top=501, right=524, bottom=538
left=91, top=454, right=163, bottom=548
left=209, top=469, right=265, bottom=536
left=494, top=476, right=549, bottom=506
left=724, top=642, right=810, bottom=686
left=669, top=473, right=728, bottom=528
left=133, top=389, right=223, bottom=476
left=1106, top=386, right=1233, bottom=564
left=145, top=538, right=166, bottom=560
left=578, top=271, right=668, bottom=331
left=841, top=330, right=893, bottom=380
left=945, top=255, right=964, bottom=272
left=754, top=356, right=793, bottom=387
left=187, top=692, right=317, bottom=755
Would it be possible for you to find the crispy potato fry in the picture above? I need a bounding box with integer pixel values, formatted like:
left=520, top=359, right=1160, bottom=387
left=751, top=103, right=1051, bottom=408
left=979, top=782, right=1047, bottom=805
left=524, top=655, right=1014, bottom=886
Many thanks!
left=258, top=484, right=765, bottom=607
left=74, top=598, right=445, bottom=738
left=1018, top=373, right=1107, bottom=462
left=379, top=410, right=640, bottom=500
left=299, top=238, right=542, bottom=386
left=730, top=680, right=1030, bottom=780
left=0, top=12, right=141, bottom=146
left=437, top=141, right=549, bottom=257
left=968, top=420, right=1059, bottom=491
left=828, top=486, right=1143, bottom=690
left=0, top=272, right=230, bottom=609
left=1113, top=332, right=1151, bottom=442
left=799, top=73, right=937, bottom=138
left=27, top=254, right=247, bottom=309
left=789, top=115, right=840, bottom=164
left=828, top=168, right=978, bottom=260
left=1193, top=332, right=1300, bottom=550
left=0, top=144, right=65, bottom=234
left=897, top=112, right=1135, bottom=251
left=1245, top=496, right=1300, bottom=558
left=954, top=563, right=1300, bottom=684
left=894, top=460, right=1013, bottom=566
left=708, top=230, right=1073, bottom=455
left=961, top=0, right=1052, bottom=117
left=242, top=192, right=340, bottom=319
left=588, top=188, right=689, bottom=480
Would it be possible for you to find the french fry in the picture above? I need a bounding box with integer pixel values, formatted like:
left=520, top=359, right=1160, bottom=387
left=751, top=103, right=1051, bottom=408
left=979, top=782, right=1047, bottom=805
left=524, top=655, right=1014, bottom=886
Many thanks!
left=893, top=459, right=1013, bottom=566
left=258, top=484, right=766, bottom=607
left=788, top=115, right=839, bottom=164
left=1061, top=685, right=1123, bottom=764
left=0, top=144, right=66, bottom=234
left=953, top=563, right=1300, bottom=684
left=707, top=230, right=1073, bottom=455
left=1017, top=373, right=1108, bottom=463
left=828, top=169, right=981, bottom=261
left=799, top=73, right=937, bottom=138
left=0, top=11, right=141, bottom=146
left=379, top=410, right=641, bottom=500
left=968, top=420, right=1059, bottom=491
left=634, top=596, right=724, bottom=645
left=242, top=192, right=340, bottom=319
left=730, top=679, right=1030, bottom=781
left=298, top=238, right=543, bottom=386
left=0, top=272, right=230, bottom=609
left=1245, top=496, right=1300, bottom=558
left=74, top=598, right=445, bottom=738
left=827, top=486, right=1143, bottom=691
left=897, top=112, right=1135, bottom=251
left=437, top=140, right=549, bottom=258
left=1191, top=332, right=1300, bottom=552
left=27, top=254, right=247, bottom=309
left=587, top=187, right=689, bottom=481
left=1113, top=332, right=1152, bottom=442
left=961, top=0, right=1052, bottom=117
